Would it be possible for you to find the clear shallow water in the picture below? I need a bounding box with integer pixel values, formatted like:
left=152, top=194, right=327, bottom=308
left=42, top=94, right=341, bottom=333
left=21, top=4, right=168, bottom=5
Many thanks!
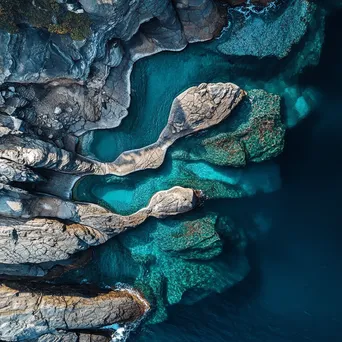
left=70, top=8, right=342, bottom=342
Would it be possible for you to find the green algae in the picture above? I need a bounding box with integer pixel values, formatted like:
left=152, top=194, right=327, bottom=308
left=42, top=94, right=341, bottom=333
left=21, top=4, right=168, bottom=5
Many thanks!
left=171, top=89, right=285, bottom=167
left=0, top=0, right=91, bottom=40
left=63, top=213, right=249, bottom=324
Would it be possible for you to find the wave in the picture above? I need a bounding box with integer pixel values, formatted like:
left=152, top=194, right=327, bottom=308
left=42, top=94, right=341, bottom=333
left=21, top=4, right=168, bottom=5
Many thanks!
left=229, top=0, right=278, bottom=20
left=99, top=282, right=150, bottom=342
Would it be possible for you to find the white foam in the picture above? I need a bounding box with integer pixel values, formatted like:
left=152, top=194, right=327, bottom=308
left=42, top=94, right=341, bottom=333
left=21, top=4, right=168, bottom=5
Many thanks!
left=100, top=283, right=150, bottom=342
left=229, top=0, right=277, bottom=20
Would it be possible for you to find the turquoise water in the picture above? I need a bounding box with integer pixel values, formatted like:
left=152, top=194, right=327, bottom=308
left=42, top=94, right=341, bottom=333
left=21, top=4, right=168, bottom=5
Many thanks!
left=68, top=5, right=342, bottom=342
left=74, top=157, right=281, bottom=215
left=84, top=45, right=234, bottom=161
left=82, top=16, right=317, bottom=162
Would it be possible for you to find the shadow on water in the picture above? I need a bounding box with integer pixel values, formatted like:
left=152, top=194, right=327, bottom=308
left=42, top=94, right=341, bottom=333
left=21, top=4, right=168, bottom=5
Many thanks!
left=129, top=9, right=342, bottom=342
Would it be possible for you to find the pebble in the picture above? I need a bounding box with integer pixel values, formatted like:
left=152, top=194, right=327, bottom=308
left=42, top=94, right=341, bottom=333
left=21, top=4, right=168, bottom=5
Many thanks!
left=54, top=107, right=62, bottom=115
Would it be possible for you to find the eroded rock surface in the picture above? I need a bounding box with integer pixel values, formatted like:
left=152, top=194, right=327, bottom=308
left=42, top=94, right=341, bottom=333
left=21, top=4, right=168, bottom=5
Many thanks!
left=171, top=89, right=285, bottom=167
left=0, top=0, right=227, bottom=138
left=37, top=332, right=111, bottom=342
left=102, top=83, right=245, bottom=176
left=0, top=282, right=148, bottom=341
left=0, top=186, right=200, bottom=265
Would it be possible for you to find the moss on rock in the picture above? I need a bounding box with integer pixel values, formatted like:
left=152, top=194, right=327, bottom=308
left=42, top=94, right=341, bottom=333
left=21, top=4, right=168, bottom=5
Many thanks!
left=0, top=0, right=91, bottom=40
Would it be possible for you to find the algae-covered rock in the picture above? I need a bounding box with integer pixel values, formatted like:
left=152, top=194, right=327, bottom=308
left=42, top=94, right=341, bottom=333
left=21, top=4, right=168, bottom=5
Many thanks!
left=217, top=0, right=316, bottom=58
left=117, top=214, right=249, bottom=323
left=63, top=213, right=249, bottom=325
left=171, top=89, right=285, bottom=167
left=157, top=214, right=223, bottom=260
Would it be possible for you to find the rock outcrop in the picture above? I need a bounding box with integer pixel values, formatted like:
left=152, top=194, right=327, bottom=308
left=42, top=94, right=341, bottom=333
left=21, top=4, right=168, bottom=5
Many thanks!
left=36, top=332, right=111, bottom=342
left=101, top=83, right=245, bottom=176
left=171, top=89, right=285, bottom=167
left=0, top=0, right=329, bottom=337
left=0, top=0, right=227, bottom=138
left=0, top=282, right=148, bottom=341
left=0, top=186, right=199, bottom=265
left=71, top=213, right=249, bottom=324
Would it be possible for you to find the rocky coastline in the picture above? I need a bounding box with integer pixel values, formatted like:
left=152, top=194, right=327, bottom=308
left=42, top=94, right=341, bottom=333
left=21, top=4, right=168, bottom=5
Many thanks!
left=0, top=0, right=339, bottom=340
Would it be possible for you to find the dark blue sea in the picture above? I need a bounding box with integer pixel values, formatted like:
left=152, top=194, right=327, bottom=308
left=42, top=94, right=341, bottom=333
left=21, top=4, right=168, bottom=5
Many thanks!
left=127, top=9, right=342, bottom=342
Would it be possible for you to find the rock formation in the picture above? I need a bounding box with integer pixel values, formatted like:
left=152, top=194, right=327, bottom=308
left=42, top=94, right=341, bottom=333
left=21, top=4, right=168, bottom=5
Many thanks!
left=171, top=89, right=285, bottom=167
left=0, top=0, right=227, bottom=139
left=0, top=186, right=199, bottom=265
left=0, top=0, right=333, bottom=339
left=102, top=83, right=245, bottom=176
left=36, top=332, right=111, bottom=342
left=0, top=282, right=148, bottom=341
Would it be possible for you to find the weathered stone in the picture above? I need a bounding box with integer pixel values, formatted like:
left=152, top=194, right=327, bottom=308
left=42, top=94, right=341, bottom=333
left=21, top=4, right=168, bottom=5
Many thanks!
left=171, top=89, right=285, bottom=167
left=101, top=83, right=245, bottom=176
left=0, top=186, right=200, bottom=265
left=0, top=282, right=148, bottom=341
left=0, top=130, right=97, bottom=174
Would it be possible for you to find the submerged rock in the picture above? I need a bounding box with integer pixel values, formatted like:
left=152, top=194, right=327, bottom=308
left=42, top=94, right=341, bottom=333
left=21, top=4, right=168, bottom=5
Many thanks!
left=0, top=0, right=329, bottom=335
left=64, top=213, right=249, bottom=324
left=171, top=89, right=285, bottom=167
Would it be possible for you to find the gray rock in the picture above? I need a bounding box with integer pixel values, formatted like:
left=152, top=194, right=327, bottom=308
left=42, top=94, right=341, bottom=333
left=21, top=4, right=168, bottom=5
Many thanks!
left=102, top=83, right=245, bottom=176
left=0, top=130, right=97, bottom=173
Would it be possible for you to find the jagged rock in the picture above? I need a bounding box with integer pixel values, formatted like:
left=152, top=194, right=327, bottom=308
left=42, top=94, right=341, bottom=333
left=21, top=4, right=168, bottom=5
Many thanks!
left=0, top=282, right=148, bottom=341
left=172, top=0, right=226, bottom=42
left=0, top=0, right=227, bottom=139
left=0, top=113, right=26, bottom=132
left=101, top=83, right=245, bottom=176
left=0, top=158, right=41, bottom=183
left=37, top=332, right=111, bottom=342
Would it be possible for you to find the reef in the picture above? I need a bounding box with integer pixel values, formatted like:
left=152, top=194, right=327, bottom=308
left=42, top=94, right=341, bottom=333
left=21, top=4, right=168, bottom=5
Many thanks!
left=171, top=89, right=285, bottom=167
left=0, top=0, right=338, bottom=339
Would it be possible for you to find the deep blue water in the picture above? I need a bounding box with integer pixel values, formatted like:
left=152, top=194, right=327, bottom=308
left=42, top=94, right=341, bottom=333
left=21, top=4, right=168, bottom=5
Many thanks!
left=127, top=10, right=342, bottom=342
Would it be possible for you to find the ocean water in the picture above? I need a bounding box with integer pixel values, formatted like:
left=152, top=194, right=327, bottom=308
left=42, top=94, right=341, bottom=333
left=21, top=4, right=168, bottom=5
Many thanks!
left=128, top=10, right=342, bottom=342
left=70, top=7, right=342, bottom=342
